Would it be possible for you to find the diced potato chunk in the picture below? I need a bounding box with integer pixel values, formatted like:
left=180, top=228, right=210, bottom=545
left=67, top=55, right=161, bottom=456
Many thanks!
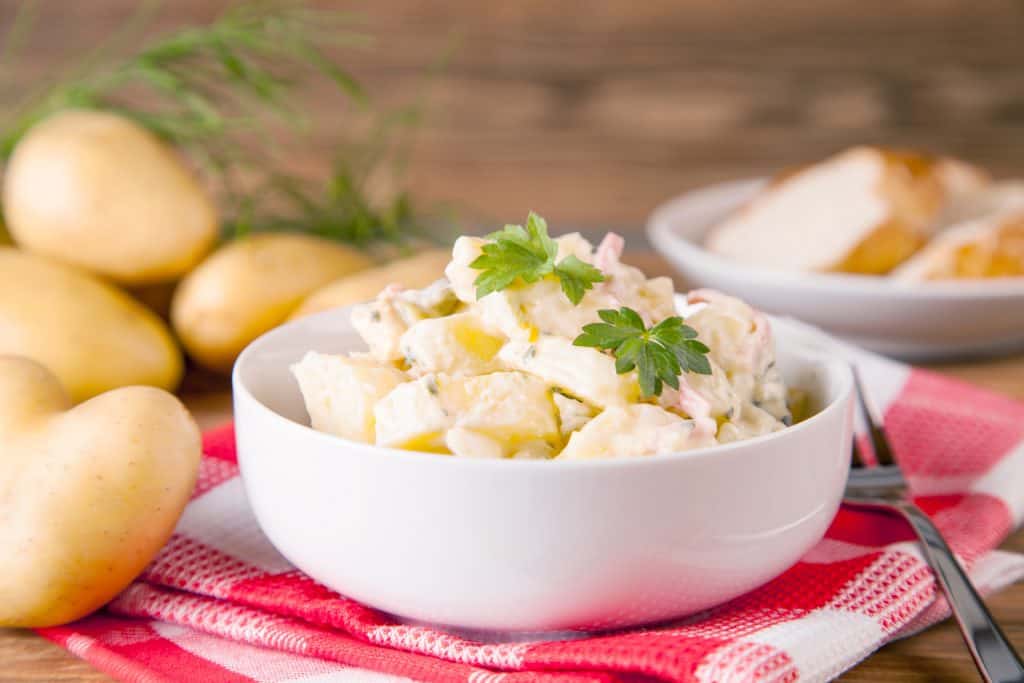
left=350, top=298, right=416, bottom=362
left=291, top=352, right=406, bottom=443
left=400, top=312, right=504, bottom=377
left=444, top=427, right=504, bottom=459
left=658, top=358, right=740, bottom=421
left=374, top=375, right=452, bottom=451
left=553, top=392, right=595, bottom=436
left=445, top=236, right=486, bottom=303
left=351, top=281, right=458, bottom=362
left=499, top=336, right=637, bottom=409
left=445, top=371, right=559, bottom=445
left=558, top=404, right=716, bottom=460
left=717, top=403, right=786, bottom=444
left=512, top=439, right=556, bottom=460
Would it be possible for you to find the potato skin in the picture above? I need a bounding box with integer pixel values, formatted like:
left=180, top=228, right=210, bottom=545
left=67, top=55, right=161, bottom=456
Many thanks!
left=2, top=110, right=218, bottom=285
left=0, top=356, right=200, bottom=628
left=0, top=248, right=183, bottom=402
left=172, top=233, right=374, bottom=372
left=291, top=248, right=451, bottom=319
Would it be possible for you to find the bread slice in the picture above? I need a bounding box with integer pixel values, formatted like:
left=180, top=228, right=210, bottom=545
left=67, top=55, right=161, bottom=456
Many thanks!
left=935, top=180, right=1024, bottom=230
left=894, top=211, right=1024, bottom=280
left=705, top=146, right=988, bottom=274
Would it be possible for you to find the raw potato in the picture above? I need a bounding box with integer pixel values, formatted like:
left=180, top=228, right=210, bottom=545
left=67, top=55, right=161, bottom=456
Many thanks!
left=290, top=248, right=451, bottom=319
left=172, top=233, right=374, bottom=372
left=0, top=248, right=183, bottom=403
left=0, top=356, right=200, bottom=628
left=2, top=110, right=218, bottom=285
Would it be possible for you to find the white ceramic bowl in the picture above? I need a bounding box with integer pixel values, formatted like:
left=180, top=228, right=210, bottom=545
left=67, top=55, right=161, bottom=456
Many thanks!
left=233, top=304, right=854, bottom=632
left=647, top=179, right=1024, bottom=360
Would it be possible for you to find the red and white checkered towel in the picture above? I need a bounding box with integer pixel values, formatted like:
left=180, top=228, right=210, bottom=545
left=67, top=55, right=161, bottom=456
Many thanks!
left=38, top=348, right=1024, bottom=683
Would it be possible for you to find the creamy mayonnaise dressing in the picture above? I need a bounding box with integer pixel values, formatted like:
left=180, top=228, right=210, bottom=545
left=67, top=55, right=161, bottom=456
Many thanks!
left=292, top=231, right=793, bottom=459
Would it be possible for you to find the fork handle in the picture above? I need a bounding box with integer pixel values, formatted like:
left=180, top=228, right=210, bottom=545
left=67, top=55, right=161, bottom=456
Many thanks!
left=896, top=500, right=1024, bottom=683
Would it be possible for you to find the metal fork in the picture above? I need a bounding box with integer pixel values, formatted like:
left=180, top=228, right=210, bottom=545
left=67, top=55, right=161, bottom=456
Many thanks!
left=845, top=365, right=1024, bottom=683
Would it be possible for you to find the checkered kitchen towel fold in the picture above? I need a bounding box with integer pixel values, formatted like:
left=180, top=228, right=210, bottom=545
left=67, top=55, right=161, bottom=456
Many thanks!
left=38, top=344, right=1024, bottom=683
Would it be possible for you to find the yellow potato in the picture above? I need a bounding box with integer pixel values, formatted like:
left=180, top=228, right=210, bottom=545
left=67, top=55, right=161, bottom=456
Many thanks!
left=291, top=248, right=451, bottom=319
left=0, top=356, right=200, bottom=628
left=2, top=110, right=218, bottom=285
left=172, top=233, right=374, bottom=372
left=0, top=248, right=183, bottom=403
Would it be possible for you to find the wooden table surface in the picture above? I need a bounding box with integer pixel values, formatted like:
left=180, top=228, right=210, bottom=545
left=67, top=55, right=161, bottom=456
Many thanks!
left=2, top=250, right=1024, bottom=682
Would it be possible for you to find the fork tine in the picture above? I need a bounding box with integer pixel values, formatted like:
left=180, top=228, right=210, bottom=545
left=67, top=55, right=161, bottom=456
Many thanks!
left=851, top=436, right=865, bottom=468
left=850, top=364, right=897, bottom=467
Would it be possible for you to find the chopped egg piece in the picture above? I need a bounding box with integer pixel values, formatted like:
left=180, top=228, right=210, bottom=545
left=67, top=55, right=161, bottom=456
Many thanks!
left=291, top=352, right=406, bottom=443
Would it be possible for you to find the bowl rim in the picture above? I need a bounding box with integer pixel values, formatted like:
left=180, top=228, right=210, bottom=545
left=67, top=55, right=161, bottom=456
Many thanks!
left=646, top=176, right=1024, bottom=301
left=233, top=309, right=854, bottom=472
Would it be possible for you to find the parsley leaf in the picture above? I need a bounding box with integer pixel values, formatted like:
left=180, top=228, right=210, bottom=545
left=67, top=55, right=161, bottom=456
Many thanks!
left=469, top=212, right=604, bottom=304
left=554, top=255, right=606, bottom=305
left=573, top=307, right=712, bottom=397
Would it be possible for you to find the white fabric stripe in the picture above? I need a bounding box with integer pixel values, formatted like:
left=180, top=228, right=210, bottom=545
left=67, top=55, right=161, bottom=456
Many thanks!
left=895, top=549, right=1024, bottom=639
left=367, top=624, right=528, bottom=669
left=906, top=473, right=983, bottom=497
left=971, top=441, right=1024, bottom=524
left=153, top=621, right=410, bottom=683
left=694, top=638, right=798, bottom=683
left=174, top=478, right=293, bottom=574
left=744, top=609, right=883, bottom=683
left=64, top=633, right=94, bottom=658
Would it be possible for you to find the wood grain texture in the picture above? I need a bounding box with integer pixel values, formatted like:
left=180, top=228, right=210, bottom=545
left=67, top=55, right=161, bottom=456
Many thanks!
left=2, top=0, right=1024, bottom=679
left=2, top=0, right=1024, bottom=228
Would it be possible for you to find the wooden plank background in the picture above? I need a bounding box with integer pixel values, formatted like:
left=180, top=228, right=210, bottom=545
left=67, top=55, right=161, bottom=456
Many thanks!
left=2, top=2, right=1024, bottom=681
left=3, top=0, right=1024, bottom=229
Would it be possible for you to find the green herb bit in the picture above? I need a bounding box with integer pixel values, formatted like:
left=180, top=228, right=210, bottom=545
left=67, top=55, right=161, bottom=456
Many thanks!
left=0, top=1, right=437, bottom=248
left=469, top=212, right=604, bottom=305
left=573, top=307, right=712, bottom=398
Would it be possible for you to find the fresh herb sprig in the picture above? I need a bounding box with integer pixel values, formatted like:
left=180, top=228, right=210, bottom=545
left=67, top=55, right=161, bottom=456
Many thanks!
left=0, top=1, right=433, bottom=247
left=469, top=212, right=604, bottom=304
left=574, top=307, right=712, bottom=397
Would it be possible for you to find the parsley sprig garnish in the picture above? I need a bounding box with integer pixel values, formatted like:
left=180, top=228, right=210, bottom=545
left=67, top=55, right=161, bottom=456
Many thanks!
left=469, top=212, right=605, bottom=304
left=573, top=307, right=712, bottom=397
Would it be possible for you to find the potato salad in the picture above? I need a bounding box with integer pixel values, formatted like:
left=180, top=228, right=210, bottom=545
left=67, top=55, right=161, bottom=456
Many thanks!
left=293, top=216, right=792, bottom=460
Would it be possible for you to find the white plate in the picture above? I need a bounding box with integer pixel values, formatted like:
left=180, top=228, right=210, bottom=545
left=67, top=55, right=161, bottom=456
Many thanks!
left=647, top=178, right=1024, bottom=360
left=233, top=304, right=853, bottom=633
